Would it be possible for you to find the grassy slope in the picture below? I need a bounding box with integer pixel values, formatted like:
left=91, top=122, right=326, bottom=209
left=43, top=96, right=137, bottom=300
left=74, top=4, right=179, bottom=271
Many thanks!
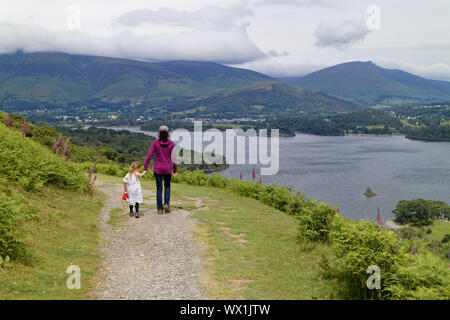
left=133, top=177, right=335, bottom=300
left=0, top=186, right=104, bottom=299
left=423, top=220, right=450, bottom=243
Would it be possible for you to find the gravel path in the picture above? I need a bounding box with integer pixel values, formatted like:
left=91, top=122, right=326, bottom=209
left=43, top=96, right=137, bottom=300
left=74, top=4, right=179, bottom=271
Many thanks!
left=94, top=180, right=209, bottom=300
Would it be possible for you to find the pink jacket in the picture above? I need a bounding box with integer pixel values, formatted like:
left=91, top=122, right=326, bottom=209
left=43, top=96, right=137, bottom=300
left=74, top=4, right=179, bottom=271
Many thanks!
left=144, top=139, right=177, bottom=174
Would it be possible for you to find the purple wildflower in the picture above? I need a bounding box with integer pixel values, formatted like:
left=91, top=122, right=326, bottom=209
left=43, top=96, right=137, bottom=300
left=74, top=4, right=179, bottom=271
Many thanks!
left=92, top=175, right=97, bottom=185
left=337, top=208, right=340, bottom=214
left=57, top=135, right=62, bottom=147
left=252, top=167, right=256, bottom=180
left=52, top=141, right=57, bottom=152
left=411, top=245, right=417, bottom=255
left=6, top=115, right=11, bottom=126
left=66, top=152, right=71, bottom=162
left=93, top=161, right=97, bottom=174
left=63, top=140, right=69, bottom=155
left=22, top=121, right=26, bottom=136
left=240, top=172, right=243, bottom=180
left=259, top=178, right=262, bottom=184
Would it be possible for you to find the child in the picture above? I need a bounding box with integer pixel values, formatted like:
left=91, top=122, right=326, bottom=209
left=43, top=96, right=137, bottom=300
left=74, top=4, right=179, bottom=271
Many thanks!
left=123, top=161, right=143, bottom=218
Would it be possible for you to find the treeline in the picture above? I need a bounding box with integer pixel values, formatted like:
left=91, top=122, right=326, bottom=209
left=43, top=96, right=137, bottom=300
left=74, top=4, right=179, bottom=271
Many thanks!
left=404, top=125, right=450, bottom=141
left=57, top=126, right=154, bottom=165
left=261, top=109, right=402, bottom=136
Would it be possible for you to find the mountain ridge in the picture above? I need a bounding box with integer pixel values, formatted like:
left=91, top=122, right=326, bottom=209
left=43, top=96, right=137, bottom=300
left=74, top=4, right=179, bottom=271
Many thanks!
left=279, top=61, right=450, bottom=106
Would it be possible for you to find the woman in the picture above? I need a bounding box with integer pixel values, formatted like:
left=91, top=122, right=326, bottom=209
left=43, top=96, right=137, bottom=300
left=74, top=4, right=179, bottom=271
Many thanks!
left=142, top=125, right=177, bottom=215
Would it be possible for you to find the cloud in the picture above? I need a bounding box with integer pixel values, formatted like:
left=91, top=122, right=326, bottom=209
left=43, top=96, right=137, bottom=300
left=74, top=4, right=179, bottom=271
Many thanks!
left=374, top=59, right=450, bottom=82
left=253, top=0, right=330, bottom=7
left=314, top=19, right=372, bottom=49
left=0, top=2, right=268, bottom=64
left=113, top=3, right=253, bottom=31
left=234, top=58, right=324, bottom=77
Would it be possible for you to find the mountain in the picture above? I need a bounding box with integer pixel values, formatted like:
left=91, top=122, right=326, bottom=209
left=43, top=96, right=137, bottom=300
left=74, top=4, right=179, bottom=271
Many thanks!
left=280, top=61, right=450, bottom=107
left=0, top=51, right=272, bottom=106
left=0, top=51, right=360, bottom=117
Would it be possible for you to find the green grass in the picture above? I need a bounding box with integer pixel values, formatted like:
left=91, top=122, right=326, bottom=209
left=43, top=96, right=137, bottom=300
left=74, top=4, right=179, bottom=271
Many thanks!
left=427, top=220, right=450, bottom=242
left=137, top=178, right=336, bottom=300
left=0, top=186, right=105, bottom=299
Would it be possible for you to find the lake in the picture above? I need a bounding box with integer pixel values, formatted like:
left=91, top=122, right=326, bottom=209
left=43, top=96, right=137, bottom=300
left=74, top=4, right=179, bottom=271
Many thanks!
left=108, top=127, right=450, bottom=221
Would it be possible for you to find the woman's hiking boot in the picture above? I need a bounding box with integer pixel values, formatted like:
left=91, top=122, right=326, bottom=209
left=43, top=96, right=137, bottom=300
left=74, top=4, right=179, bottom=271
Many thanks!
left=164, top=204, right=171, bottom=213
left=157, top=208, right=164, bottom=215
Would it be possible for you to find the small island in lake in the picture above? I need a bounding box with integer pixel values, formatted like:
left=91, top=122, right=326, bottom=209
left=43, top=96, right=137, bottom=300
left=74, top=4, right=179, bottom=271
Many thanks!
left=364, top=187, right=377, bottom=197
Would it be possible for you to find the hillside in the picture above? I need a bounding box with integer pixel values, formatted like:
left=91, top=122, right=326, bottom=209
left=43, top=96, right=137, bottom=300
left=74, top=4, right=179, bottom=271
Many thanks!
left=280, top=61, right=450, bottom=107
left=0, top=121, right=104, bottom=299
left=155, top=81, right=361, bottom=117
left=1, top=114, right=448, bottom=300
left=0, top=51, right=271, bottom=107
left=0, top=52, right=359, bottom=120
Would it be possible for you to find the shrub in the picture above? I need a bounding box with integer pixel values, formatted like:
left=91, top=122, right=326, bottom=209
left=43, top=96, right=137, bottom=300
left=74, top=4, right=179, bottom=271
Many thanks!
left=297, top=199, right=336, bottom=242
left=441, top=234, right=450, bottom=244
left=329, top=217, right=410, bottom=299
left=0, top=123, right=89, bottom=192
left=383, top=252, right=450, bottom=300
left=0, top=194, right=26, bottom=260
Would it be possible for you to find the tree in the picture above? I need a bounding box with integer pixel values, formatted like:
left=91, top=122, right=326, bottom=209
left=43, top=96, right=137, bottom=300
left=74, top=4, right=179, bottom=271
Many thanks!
left=393, top=199, right=449, bottom=226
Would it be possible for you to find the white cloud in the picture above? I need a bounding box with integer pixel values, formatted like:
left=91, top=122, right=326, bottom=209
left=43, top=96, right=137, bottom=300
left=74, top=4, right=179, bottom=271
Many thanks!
left=374, top=59, right=450, bottom=82
left=234, top=57, right=324, bottom=77
left=314, top=19, right=372, bottom=49
left=253, top=0, right=331, bottom=7
left=113, top=3, right=252, bottom=31
left=0, top=2, right=268, bottom=64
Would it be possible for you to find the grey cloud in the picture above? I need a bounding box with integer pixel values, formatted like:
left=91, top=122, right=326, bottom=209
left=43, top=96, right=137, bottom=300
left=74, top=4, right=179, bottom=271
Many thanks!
left=314, top=19, right=371, bottom=49
left=266, top=50, right=290, bottom=57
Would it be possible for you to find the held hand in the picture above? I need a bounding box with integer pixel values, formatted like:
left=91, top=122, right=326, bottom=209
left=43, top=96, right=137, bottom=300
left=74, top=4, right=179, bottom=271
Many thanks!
left=142, top=170, right=147, bottom=176
left=173, top=172, right=177, bottom=177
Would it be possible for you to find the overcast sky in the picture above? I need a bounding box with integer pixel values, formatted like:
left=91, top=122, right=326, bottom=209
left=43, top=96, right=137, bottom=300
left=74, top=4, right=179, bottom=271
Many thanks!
left=1, top=0, right=449, bottom=80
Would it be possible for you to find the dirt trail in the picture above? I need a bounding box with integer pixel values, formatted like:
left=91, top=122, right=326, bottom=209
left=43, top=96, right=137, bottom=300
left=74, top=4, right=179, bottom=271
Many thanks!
left=93, top=179, right=208, bottom=300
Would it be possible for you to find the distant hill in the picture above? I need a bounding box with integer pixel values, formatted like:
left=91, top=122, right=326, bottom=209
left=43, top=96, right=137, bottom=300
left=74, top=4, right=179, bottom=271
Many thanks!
left=280, top=61, right=450, bottom=107
left=0, top=51, right=272, bottom=106
left=0, top=51, right=360, bottom=117
left=158, top=81, right=361, bottom=117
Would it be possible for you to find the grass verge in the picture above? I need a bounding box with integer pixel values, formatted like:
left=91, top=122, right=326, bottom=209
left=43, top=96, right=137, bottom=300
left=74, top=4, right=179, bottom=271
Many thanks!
left=0, top=186, right=105, bottom=299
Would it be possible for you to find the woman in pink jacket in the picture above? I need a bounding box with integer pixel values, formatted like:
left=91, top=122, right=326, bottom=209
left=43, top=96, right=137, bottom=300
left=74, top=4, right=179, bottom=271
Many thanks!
left=142, top=125, right=177, bottom=215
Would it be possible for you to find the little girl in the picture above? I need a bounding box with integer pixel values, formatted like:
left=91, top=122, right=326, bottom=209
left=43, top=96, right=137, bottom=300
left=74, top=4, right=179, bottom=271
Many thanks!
left=123, top=161, right=143, bottom=218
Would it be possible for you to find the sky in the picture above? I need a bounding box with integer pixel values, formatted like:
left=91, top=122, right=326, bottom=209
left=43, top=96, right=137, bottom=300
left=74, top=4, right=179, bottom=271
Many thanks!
left=1, top=0, right=449, bottom=80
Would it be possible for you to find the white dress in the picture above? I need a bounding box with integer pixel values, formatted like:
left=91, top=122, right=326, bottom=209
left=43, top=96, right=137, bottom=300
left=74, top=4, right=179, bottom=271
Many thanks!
left=123, top=173, right=143, bottom=205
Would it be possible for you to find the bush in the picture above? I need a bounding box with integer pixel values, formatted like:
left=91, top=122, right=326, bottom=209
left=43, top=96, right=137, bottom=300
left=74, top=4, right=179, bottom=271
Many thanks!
left=329, top=218, right=410, bottom=299
left=297, top=199, right=336, bottom=242
left=0, top=123, right=89, bottom=192
left=384, top=252, right=450, bottom=300
left=0, top=194, right=26, bottom=260
left=442, top=234, right=450, bottom=244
